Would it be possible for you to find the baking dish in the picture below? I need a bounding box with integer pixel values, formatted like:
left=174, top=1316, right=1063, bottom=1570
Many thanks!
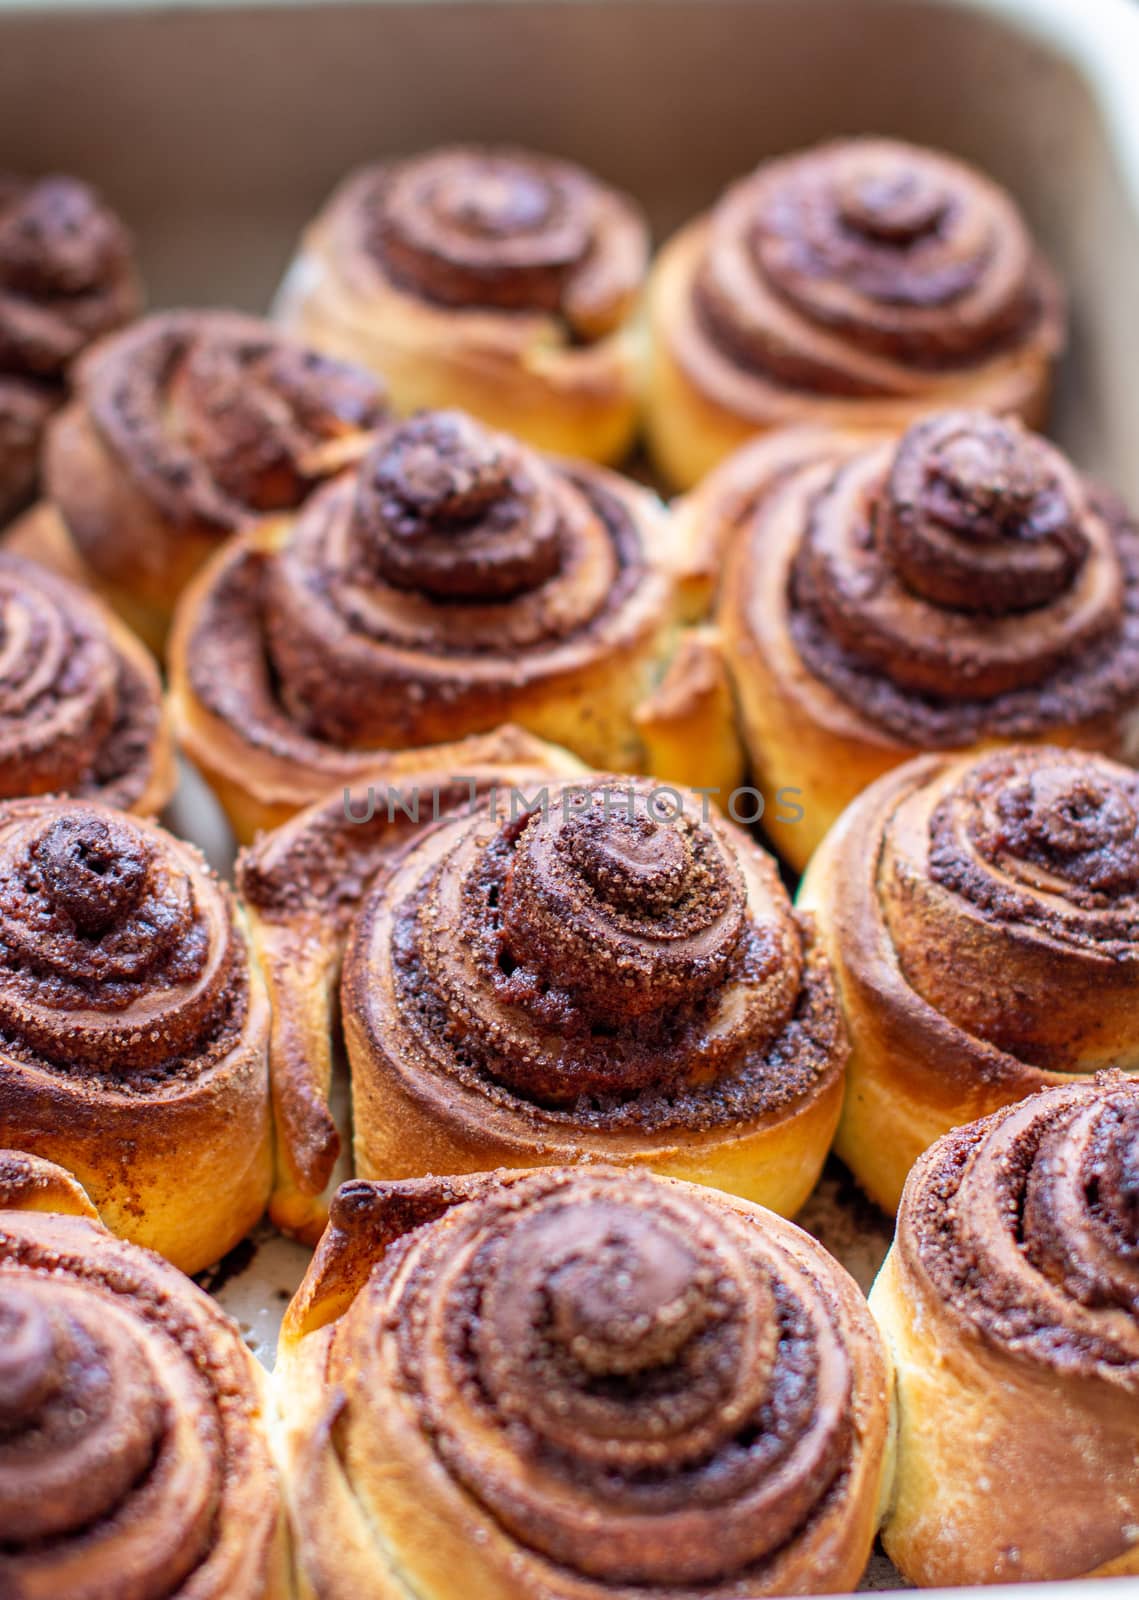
left=3, top=0, right=1139, bottom=1590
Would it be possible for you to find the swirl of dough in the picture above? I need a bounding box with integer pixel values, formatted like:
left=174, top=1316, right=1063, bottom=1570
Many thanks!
left=0, top=796, right=271, bottom=1272
left=0, top=175, right=137, bottom=383
left=365, top=145, right=645, bottom=340
left=0, top=803, right=241, bottom=1072
left=272, top=146, right=648, bottom=465
left=276, top=1166, right=890, bottom=1599
left=699, top=411, right=1139, bottom=869
left=871, top=1077, right=1139, bottom=1585
left=696, top=140, right=1047, bottom=391
left=0, top=1176, right=286, bottom=1598
left=40, top=309, right=385, bottom=651
left=262, top=410, right=645, bottom=744
left=0, top=174, right=140, bottom=519
left=799, top=745, right=1139, bottom=1213
left=646, top=139, right=1065, bottom=488
left=170, top=410, right=676, bottom=839
left=794, top=412, right=1125, bottom=706
left=904, top=1076, right=1139, bottom=1368
left=0, top=552, right=171, bottom=811
left=341, top=775, right=846, bottom=1214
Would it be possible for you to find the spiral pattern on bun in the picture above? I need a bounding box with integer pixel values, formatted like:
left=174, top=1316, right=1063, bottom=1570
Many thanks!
left=647, top=138, right=1065, bottom=488
left=0, top=551, right=172, bottom=811
left=0, top=1160, right=287, bottom=1598
left=362, top=146, right=644, bottom=334
left=235, top=727, right=585, bottom=1242
left=277, top=1166, right=890, bottom=1600
left=170, top=410, right=676, bottom=840
left=700, top=409, right=1139, bottom=868
left=799, top=744, right=1139, bottom=1212
left=872, top=1076, right=1139, bottom=1585
left=342, top=774, right=845, bottom=1215
left=792, top=412, right=1134, bottom=719
left=907, top=1077, right=1139, bottom=1367
left=39, top=308, right=385, bottom=648
left=274, top=146, right=649, bottom=462
left=0, top=795, right=271, bottom=1271
left=0, top=174, right=140, bottom=519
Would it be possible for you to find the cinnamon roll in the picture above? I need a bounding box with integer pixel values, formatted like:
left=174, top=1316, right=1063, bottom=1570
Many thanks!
left=0, top=551, right=174, bottom=812
left=275, top=146, right=648, bottom=464
left=691, top=409, right=1139, bottom=870
left=0, top=174, right=140, bottom=522
left=236, top=726, right=585, bottom=1241
left=799, top=743, right=1139, bottom=1212
left=0, top=1150, right=288, bottom=1598
left=0, top=795, right=271, bottom=1272
left=170, top=408, right=680, bottom=843
left=278, top=1165, right=891, bottom=1600
left=871, top=1075, right=1139, bottom=1585
left=18, top=308, right=385, bottom=651
left=647, top=138, right=1065, bottom=488
left=337, top=774, right=846, bottom=1216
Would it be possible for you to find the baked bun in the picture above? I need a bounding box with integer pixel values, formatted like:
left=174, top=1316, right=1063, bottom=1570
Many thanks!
left=646, top=137, right=1064, bottom=487
left=170, top=408, right=684, bottom=842
left=275, top=145, right=648, bottom=463
left=799, top=743, right=1139, bottom=1211
left=0, top=174, right=140, bottom=521
left=235, top=726, right=584, bottom=1241
left=0, top=1149, right=288, bottom=1598
left=0, top=795, right=271, bottom=1271
left=13, top=308, right=386, bottom=649
left=277, top=1164, right=891, bottom=1599
left=676, top=409, right=1139, bottom=870
left=334, top=772, right=846, bottom=1216
left=872, top=1075, right=1139, bottom=1584
left=0, top=550, right=173, bottom=811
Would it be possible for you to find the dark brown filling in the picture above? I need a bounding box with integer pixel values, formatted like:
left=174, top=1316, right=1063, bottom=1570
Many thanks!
left=187, top=428, right=651, bottom=756
left=692, top=138, right=1048, bottom=393
left=0, top=175, right=138, bottom=384
left=0, top=554, right=160, bottom=809
left=786, top=416, right=1139, bottom=745
left=878, top=412, right=1088, bottom=614
left=352, top=410, right=561, bottom=599
left=381, top=780, right=842, bottom=1128
left=0, top=1229, right=245, bottom=1597
left=370, top=1170, right=853, bottom=1588
left=0, top=801, right=247, bottom=1086
left=909, top=1078, right=1139, bottom=1371
left=927, top=748, right=1139, bottom=931
left=83, top=648, right=164, bottom=811
left=0, top=1288, right=166, bottom=1544
left=357, top=146, right=647, bottom=340
left=82, top=310, right=385, bottom=530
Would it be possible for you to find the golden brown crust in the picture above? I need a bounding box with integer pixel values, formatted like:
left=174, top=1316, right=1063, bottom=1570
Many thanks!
left=871, top=1076, right=1139, bottom=1585
left=275, top=146, right=648, bottom=464
left=0, top=795, right=272, bottom=1272
left=0, top=174, right=141, bottom=521
left=0, top=1187, right=288, bottom=1598
left=235, top=727, right=585, bottom=1241
left=42, top=308, right=385, bottom=650
left=633, top=624, right=747, bottom=798
left=341, top=774, right=847, bottom=1216
left=799, top=744, right=1139, bottom=1212
left=277, top=1165, right=891, bottom=1600
left=169, top=410, right=678, bottom=842
left=646, top=138, right=1064, bottom=488
left=701, top=411, right=1139, bottom=870
left=0, top=1146, right=99, bottom=1217
left=0, top=550, right=174, bottom=813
